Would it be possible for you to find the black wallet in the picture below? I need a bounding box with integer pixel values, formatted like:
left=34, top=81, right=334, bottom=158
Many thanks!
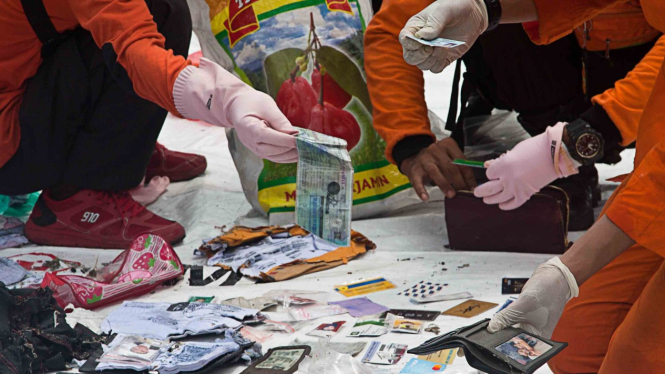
left=408, top=319, right=567, bottom=374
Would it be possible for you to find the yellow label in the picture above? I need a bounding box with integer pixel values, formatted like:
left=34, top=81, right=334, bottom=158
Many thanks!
left=419, top=349, right=458, bottom=365
left=334, top=277, right=396, bottom=297
left=257, top=163, right=410, bottom=213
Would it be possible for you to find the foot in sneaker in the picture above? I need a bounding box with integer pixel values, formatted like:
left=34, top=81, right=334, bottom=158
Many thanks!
left=25, top=190, right=186, bottom=249
left=145, top=142, right=207, bottom=182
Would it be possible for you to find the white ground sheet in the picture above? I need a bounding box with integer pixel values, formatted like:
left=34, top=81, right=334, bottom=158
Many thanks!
left=0, top=35, right=635, bottom=374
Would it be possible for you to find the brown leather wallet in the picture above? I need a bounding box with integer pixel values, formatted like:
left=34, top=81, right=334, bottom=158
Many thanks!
left=445, top=186, right=570, bottom=254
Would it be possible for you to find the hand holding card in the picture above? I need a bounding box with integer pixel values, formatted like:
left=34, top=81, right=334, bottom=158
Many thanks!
left=405, top=34, right=465, bottom=48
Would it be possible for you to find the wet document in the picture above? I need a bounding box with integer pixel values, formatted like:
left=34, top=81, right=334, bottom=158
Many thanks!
left=295, top=128, right=353, bottom=246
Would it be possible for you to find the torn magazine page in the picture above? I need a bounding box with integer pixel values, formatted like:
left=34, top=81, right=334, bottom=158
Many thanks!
left=207, top=234, right=338, bottom=278
left=295, top=128, right=353, bottom=246
left=101, top=301, right=258, bottom=340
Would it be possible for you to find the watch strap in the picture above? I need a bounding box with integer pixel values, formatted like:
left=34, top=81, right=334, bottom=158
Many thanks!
left=482, top=0, right=502, bottom=33
left=547, top=123, right=579, bottom=178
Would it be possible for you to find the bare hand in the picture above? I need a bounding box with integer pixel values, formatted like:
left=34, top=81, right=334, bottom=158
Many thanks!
left=401, top=138, right=477, bottom=201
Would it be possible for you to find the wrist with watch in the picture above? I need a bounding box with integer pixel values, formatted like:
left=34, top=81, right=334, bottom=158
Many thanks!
left=562, top=119, right=604, bottom=166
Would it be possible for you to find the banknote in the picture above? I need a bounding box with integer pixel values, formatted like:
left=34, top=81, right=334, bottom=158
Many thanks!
left=295, top=128, right=353, bottom=246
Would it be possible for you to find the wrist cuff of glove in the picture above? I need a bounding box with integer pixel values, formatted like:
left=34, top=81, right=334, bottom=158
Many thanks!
left=482, top=0, right=502, bottom=33
left=393, top=135, right=436, bottom=172
left=547, top=123, right=579, bottom=179
left=173, top=65, right=198, bottom=120
left=547, top=257, right=580, bottom=300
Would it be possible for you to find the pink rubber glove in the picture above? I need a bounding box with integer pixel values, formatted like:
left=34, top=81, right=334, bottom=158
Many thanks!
left=173, top=58, right=298, bottom=163
left=473, top=123, right=579, bottom=210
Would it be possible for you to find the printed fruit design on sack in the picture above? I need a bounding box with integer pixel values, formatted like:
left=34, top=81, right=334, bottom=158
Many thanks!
left=311, top=67, right=351, bottom=109
left=269, top=13, right=362, bottom=151
left=276, top=76, right=317, bottom=129
left=310, top=102, right=361, bottom=149
left=70, top=279, right=104, bottom=305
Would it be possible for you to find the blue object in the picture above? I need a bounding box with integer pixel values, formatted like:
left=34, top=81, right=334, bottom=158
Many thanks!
left=400, top=358, right=447, bottom=373
left=0, top=195, right=8, bottom=215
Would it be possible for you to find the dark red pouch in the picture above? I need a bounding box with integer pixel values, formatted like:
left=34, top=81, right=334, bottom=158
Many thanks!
left=445, top=186, right=570, bottom=254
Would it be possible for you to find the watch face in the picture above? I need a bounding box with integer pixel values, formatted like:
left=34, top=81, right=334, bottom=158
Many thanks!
left=576, top=133, right=601, bottom=158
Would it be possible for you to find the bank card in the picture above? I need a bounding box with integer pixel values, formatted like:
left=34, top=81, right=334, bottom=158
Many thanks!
left=418, top=348, right=458, bottom=365
left=334, top=277, right=396, bottom=297
left=406, top=34, right=465, bottom=48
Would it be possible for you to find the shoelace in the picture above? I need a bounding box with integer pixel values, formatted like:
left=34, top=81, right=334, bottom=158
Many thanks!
left=96, top=191, right=146, bottom=219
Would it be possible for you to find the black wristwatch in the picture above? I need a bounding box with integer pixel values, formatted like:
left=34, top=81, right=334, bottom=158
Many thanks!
left=482, top=0, right=502, bottom=33
left=564, top=119, right=604, bottom=166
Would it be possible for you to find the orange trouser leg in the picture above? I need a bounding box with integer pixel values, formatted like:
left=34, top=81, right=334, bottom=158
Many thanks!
left=548, top=244, right=663, bottom=374
left=598, top=260, right=665, bottom=373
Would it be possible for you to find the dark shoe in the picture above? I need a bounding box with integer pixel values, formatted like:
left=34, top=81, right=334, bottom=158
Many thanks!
left=551, top=165, right=600, bottom=231
left=25, top=190, right=186, bottom=249
left=145, top=143, right=207, bottom=182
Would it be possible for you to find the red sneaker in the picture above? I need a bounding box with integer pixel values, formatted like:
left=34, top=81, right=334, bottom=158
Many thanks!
left=145, top=143, right=207, bottom=182
left=24, top=190, right=186, bottom=249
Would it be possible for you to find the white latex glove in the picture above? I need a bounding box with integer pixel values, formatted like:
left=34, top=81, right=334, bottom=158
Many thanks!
left=399, top=0, right=488, bottom=73
left=488, top=257, right=579, bottom=338
left=474, top=123, right=579, bottom=210
left=173, top=58, right=298, bottom=163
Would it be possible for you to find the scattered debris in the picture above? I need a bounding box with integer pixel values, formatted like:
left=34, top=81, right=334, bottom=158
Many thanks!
left=425, top=324, right=441, bottom=335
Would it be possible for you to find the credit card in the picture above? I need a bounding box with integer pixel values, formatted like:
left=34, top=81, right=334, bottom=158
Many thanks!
left=335, top=277, right=396, bottom=297
left=502, top=278, right=529, bottom=294
left=406, top=34, right=465, bottom=48
left=452, top=159, right=486, bottom=168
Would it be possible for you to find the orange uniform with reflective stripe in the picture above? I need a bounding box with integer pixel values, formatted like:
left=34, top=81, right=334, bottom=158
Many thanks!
left=0, top=0, right=190, bottom=168
left=524, top=0, right=665, bottom=373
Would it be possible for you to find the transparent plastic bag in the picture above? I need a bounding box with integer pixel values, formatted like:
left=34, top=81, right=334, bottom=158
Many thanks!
left=463, top=112, right=531, bottom=184
left=295, top=339, right=377, bottom=374
left=463, top=112, right=531, bottom=162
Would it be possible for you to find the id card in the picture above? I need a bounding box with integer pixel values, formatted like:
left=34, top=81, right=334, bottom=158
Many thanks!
left=406, top=34, right=465, bottom=48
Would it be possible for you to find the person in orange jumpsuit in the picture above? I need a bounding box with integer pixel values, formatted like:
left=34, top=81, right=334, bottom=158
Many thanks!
left=397, top=0, right=665, bottom=372
left=0, top=0, right=298, bottom=249
left=367, top=0, right=660, bottom=231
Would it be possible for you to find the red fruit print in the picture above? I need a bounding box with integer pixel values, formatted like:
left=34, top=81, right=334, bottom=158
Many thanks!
left=130, top=235, right=148, bottom=252
left=309, top=102, right=361, bottom=150
left=276, top=77, right=317, bottom=128
left=70, top=280, right=103, bottom=305
left=159, top=242, right=180, bottom=270
left=134, top=253, right=155, bottom=270
left=312, top=69, right=351, bottom=109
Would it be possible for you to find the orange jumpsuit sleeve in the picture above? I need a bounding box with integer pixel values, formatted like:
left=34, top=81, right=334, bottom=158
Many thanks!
left=523, top=0, right=621, bottom=45
left=605, top=141, right=665, bottom=255
left=67, top=0, right=190, bottom=117
left=592, top=35, right=665, bottom=146
left=365, top=0, right=436, bottom=165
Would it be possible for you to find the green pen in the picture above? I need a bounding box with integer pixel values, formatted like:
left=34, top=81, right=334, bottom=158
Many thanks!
left=452, top=159, right=486, bottom=168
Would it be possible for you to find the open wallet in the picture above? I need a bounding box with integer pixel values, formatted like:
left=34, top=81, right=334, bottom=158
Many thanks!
left=445, top=186, right=570, bottom=254
left=408, top=319, right=567, bottom=374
